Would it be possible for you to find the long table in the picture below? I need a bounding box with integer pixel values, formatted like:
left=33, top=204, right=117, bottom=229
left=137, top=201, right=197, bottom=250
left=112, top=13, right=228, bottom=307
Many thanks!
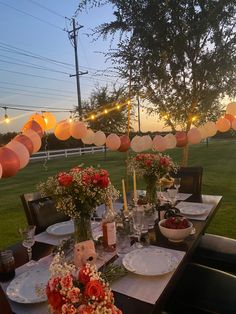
left=2, top=194, right=222, bottom=314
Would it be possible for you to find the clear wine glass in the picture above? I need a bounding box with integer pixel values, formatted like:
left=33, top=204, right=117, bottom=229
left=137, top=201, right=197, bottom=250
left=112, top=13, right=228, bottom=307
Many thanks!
left=19, top=225, right=36, bottom=266
left=132, top=207, right=144, bottom=248
left=174, top=177, right=181, bottom=196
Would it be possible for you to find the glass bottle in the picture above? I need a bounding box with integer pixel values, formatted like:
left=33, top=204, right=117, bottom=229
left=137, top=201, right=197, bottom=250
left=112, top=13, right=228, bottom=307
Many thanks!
left=102, top=201, right=116, bottom=252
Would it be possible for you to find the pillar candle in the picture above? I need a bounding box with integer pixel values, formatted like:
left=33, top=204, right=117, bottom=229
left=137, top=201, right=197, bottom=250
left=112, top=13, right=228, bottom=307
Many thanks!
left=122, top=179, right=128, bottom=215
left=133, top=170, right=137, bottom=204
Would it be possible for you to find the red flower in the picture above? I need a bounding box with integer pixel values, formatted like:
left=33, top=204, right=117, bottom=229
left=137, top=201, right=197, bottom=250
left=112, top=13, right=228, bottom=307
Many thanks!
left=71, top=166, right=82, bottom=173
left=46, top=287, right=64, bottom=312
left=58, top=173, right=73, bottom=187
left=82, top=174, right=91, bottom=185
left=77, top=304, right=93, bottom=314
left=159, top=156, right=170, bottom=167
left=78, top=266, right=90, bottom=285
left=62, top=303, right=77, bottom=314
left=84, top=280, right=105, bottom=300
left=97, top=175, right=109, bottom=188
left=60, top=274, right=73, bottom=290
left=67, top=287, right=81, bottom=303
left=145, top=160, right=152, bottom=167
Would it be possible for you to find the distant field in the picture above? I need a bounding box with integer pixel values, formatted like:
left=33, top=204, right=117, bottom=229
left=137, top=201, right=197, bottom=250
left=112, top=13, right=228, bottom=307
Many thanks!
left=0, top=139, right=236, bottom=249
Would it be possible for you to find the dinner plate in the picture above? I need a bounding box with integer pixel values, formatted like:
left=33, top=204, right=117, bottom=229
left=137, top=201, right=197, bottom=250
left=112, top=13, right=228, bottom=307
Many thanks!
left=122, top=247, right=178, bottom=276
left=46, top=220, right=74, bottom=236
left=176, top=202, right=213, bottom=216
left=6, top=266, right=50, bottom=303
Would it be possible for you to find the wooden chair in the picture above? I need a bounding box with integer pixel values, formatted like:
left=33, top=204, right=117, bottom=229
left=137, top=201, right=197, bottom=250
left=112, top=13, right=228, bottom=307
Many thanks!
left=174, top=166, right=203, bottom=196
left=20, top=192, right=69, bottom=234
left=0, top=285, right=13, bottom=314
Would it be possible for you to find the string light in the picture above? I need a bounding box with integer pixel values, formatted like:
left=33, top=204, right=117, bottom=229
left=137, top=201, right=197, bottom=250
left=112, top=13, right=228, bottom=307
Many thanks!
left=116, top=105, right=120, bottom=110
left=104, top=109, right=108, bottom=114
left=4, top=107, right=10, bottom=123
left=69, top=111, right=73, bottom=123
left=91, top=114, right=95, bottom=120
left=191, top=116, right=197, bottom=122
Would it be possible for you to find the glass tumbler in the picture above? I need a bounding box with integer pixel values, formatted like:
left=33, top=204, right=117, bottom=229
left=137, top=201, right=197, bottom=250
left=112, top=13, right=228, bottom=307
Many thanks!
left=0, top=250, right=15, bottom=282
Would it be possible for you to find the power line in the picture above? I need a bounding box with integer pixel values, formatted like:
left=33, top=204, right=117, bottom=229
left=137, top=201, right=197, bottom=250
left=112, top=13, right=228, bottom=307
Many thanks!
left=0, top=1, right=65, bottom=31
left=25, top=0, right=66, bottom=19
left=0, top=103, right=74, bottom=112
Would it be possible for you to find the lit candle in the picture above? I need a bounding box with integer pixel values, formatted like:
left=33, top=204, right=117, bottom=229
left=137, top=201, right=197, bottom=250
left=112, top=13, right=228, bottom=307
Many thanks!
left=133, top=170, right=137, bottom=204
left=122, top=179, right=128, bottom=216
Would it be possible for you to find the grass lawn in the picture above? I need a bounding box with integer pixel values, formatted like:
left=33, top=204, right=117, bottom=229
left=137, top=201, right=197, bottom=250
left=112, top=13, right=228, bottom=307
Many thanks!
left=0, top=139, right=235, bottom=249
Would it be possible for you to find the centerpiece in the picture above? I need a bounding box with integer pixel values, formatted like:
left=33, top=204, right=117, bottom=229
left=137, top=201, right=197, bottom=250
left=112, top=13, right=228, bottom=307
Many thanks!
left=128, top=153, right=178, bottom=205
left=38, top=165, right=119, bottom=243
left=46, top=254, right=122, bottom=314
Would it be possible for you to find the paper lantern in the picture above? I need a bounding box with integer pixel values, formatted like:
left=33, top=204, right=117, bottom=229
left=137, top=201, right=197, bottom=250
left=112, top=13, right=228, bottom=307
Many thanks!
left=198, top=125, right=208, bottom=139
left=152, top=135, right=167, bottom=152
left=93, top=131, right=106, bottom=146
left=28, top=113, right=46, bottom=131
left=54, top=120, right=71, bottom=141
left=175, top=131, right=188, bottom=147
left=6, top=140, right=30, bottom=169
left=22, top=120, right=44, bottom=138
left=81, top=129, right=95, bottom=145
left=226, top=102, right=236, bottom=116
left=130, top=136, right=145, bottom=152
left=23, top=129, right=41, bottom=153
left=142, top=135, right=153, bottom=151
left=118, top=135, right=130, bottom=152
left=164, top=133, right=177, bottom=149
left=70, top=121, right=88, bottom=139
left=224, top=114, right=234, bottom=125
left=187, top=128, right=202, bottom=144
left=106, top=134, right=121, bottom=151
left=216, top=117, right=230, bottom=132
left=204, top=122, right=217, bottom=137
left=42, top=112, right=57, bottom=130
left=231, top=118, right=236, bottom=131
left=0, top=163, right=2, bottom=179
left=14, top=134, right=34, bottom=155
left=0, top=147, right=20, bottom=178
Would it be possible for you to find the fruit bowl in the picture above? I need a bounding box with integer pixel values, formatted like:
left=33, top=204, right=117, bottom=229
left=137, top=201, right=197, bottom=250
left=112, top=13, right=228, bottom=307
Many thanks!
left=158, top=217, right=193, bottom=242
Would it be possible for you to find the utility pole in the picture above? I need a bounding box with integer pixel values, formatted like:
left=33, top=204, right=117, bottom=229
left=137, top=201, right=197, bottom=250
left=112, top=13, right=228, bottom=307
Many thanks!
left=68, top=18, right=87, bottom=119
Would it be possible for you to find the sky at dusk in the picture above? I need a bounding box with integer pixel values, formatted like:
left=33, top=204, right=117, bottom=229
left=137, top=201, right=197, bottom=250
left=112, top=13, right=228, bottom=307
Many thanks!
left=0, top=0, right=164, bottom=134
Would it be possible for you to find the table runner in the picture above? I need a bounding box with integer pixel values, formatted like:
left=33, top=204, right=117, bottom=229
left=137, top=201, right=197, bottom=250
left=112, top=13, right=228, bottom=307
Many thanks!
left=111, top=246, right=185, bottom=305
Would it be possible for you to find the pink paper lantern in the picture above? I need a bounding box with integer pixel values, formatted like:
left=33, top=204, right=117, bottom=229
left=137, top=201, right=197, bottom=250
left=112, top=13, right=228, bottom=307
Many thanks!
left=54, top=120, right=71, bottom=141
left=152, top=135, right=167, bottom=152
left=118, top=135, right=130, bottom=152
left=43, top=112, right=57, bottom=130
left=130, top=136, right=144, bottom=152
left=0, top=163, right=2, bottom=179
left=106, top=134, right=121, bottom=151
left=198, top=125, right=208, bottom=139
left=175, top=131, right=188, bottom=147
left=224, top=114, right=235, bottom=125
left=204, top=122, right=217, bottom=137
left=81, top=129, right=95, bottom=145
left=94, top=131, right=106, bottom=146
left=14, top=134, right=34, bottom=155
left=70, top=120, right=88, bottom=139
left=23, top=129, right=42, bottom=153
left=0, top=147, right=20, bottom=178
left=164, top=133, right=177, bottom=149
left=142, top=135, right=153, bottom=151
left=187, top=128, right=202, bottom=144
left=6, top=140, right=30, bottom=169
left=22, top=120, right=44, bottom=138
left=216, top=117, right=230, bottom=132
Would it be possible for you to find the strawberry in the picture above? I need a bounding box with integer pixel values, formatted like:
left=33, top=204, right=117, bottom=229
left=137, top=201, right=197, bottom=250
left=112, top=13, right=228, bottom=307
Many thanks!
left=162, top=217, right=190, bottom=229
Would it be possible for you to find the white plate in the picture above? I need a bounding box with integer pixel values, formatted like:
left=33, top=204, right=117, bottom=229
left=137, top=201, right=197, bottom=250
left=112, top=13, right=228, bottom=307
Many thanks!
left=46, top=220, right=74, bottom=236
left=6, top=267, right=50, bottom=303
left=122, top=247, right=178, bottom=276
left=176, top=201, right=213, bottom=216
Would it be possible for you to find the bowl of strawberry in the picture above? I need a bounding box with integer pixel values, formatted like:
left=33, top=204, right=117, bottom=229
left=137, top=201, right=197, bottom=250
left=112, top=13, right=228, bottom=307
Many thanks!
left=158, top=217, right=193, bottom=242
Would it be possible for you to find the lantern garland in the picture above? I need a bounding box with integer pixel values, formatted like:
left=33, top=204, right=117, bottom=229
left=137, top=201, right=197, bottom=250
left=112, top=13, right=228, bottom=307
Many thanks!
left=1, top=102, right=236, bottom=179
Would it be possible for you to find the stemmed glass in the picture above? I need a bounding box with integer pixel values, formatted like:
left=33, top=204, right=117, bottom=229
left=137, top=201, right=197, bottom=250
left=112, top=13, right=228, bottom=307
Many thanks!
left=19, top=225, right=36, bottom=266
left=174, top=177, right=181, bottom=196
left=132, top=207, right=144, bottom=248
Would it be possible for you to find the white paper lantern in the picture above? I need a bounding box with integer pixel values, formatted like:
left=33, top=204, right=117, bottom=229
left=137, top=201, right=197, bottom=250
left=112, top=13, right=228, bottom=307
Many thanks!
left=6, top=140, right=30, bottom=169
left=216, top=117, right=230, bottom=132
left=226, top=102, right=236, bottom=116
left=23, top=129, right=41, bottom=153
left=130, top=136, right=145, bottom=152
left=164, top=133, right=177, bottom=149
left=106, top=134, right=121, bottom=151
left=152, top=135, right=167, bottom=152
left=198, top=125, right=208, bottom=139
left=70, top=120, right=88, bottom=139
left=187, top=128, right=202, bottom=144
left=142, top=135, right=153, bottom=151
left=204, top=121, right=217, bottom=137
left=81, top=129, right=95, bottom=145
left=93, top=131, right=106, bottom=146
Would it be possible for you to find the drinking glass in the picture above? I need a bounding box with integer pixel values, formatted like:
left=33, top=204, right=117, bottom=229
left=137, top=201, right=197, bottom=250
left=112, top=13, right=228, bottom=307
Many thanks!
left=174, top=177, right=181, bottom=195
left=19, top=225, right=36, bottom=266
left=167, top=188, right=177, bottom=207
left=132, top=208, right=144, bottom=248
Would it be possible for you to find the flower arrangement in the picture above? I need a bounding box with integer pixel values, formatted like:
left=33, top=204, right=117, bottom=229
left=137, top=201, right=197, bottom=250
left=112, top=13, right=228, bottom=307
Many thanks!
left=46, top=254, right=122, bottom=314
left=37, top=165, right=119, bottom=219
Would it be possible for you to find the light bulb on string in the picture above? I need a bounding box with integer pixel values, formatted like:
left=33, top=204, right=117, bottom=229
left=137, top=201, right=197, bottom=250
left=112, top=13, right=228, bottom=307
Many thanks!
left=4, top=107, right=10, bottom=124
left=116, top=104, right=120, bottom=110
left=91, top=114, right=95, bottom=120
left=69, top=111, right=73, bottom=123
left=104, top=109, right=108, bottom=114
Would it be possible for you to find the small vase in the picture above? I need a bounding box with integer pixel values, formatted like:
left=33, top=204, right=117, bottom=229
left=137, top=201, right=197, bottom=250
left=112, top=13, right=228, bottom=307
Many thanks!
left=144, top=175, right=158, bottom=205
left=73, top=215, right=92, bottom=243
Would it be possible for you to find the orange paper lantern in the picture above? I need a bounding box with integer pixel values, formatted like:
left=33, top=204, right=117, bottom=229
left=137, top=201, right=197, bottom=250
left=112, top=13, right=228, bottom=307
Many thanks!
left=29, top=113, right=46, bottom=130
left=216, top=117, right=230, bottom=132
left=23, top=129, right=42, bottom=153
left=6, top=140, right=30, bottom=169
left=22, top=120, right=44, bottom=138
left=106, top=134, right=121, bottom=151
left=70, top=120, right=88, bottom=139
left=54, top=120, right=71, bottom=141
left=0, top=147, right=20, bottom=178
left=14, top=134, right=34, bottom=155
left=42, top=112, right=57, bottom=130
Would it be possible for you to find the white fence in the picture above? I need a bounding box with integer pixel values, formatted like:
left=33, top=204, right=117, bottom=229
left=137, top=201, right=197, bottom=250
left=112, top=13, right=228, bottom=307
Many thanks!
left=30, top=146, right=106, bottom=161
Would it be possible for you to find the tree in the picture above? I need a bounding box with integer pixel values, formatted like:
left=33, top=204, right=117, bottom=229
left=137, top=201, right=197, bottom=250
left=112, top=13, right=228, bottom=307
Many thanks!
left=77, top=0, right=236, bottom=164
left=81, top=85, right=131, bottom=134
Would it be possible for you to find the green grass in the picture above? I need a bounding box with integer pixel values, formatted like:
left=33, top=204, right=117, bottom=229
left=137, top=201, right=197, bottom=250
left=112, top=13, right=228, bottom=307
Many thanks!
left=0, top=139, right=235, bottom=249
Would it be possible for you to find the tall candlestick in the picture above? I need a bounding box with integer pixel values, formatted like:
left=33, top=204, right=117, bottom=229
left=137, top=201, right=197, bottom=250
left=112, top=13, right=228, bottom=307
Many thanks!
left=122, top=179, right=128, bottom=216
left=133, top=170, right=137, bottom=204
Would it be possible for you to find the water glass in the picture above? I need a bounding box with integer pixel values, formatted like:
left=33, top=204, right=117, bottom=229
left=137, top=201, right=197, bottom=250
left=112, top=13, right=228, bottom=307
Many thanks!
left=132, top=207, right=144, bottom=247
left=19, top=225, right=36, bottom=266
left=0, top=250, right=15, bottom=282
left=167, top=188, right=177, bottom=207
left=174, top=177, right=181, bottom=192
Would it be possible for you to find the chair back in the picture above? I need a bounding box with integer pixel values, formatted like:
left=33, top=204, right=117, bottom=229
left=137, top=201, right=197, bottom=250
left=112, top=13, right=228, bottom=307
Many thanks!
left=0, top=285, right=13, bottom=314
left=175, top=166, right=203, bottom=196
left=20, top=192, right=69, bottom=234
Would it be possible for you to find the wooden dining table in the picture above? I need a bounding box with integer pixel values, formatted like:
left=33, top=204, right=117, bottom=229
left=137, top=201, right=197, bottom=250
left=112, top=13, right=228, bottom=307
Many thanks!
left=2, top=194, right=222, bottom=314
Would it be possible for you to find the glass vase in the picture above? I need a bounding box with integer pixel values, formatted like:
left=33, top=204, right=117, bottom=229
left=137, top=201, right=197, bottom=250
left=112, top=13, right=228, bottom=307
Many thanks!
left=73, top=215, right=92, bottom=243
left=144, top=175, right=158, bottom=205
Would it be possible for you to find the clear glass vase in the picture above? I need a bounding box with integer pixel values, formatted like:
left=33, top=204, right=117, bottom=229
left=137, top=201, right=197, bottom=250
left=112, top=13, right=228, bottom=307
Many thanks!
left=73, top=215, right=92, bottom=243
left=144, top=175, right=158, bottom=205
